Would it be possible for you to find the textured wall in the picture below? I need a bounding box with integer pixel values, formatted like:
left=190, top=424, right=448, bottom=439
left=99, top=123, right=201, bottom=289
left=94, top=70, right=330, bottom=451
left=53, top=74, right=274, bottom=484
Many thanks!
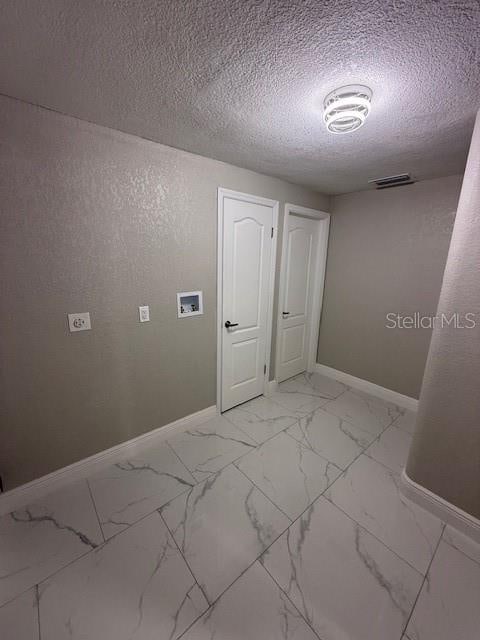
left=317, top=175, right=462, bottom=398
left=407, top=112, right=480, bottom=519
left=0, top=95, right=328, bottom=489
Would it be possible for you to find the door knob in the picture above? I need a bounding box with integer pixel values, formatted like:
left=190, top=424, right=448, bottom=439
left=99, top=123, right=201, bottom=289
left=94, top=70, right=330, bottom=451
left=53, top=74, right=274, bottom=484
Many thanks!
left=282, top=311, right=290, bottom=316
left=225, top=320, right=239, bottom=328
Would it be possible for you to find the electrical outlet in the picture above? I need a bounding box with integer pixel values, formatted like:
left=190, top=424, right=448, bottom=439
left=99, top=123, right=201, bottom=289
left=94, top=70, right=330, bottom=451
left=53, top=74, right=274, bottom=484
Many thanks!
left=139, top=306, right=150, bottom=322
left=68, top=312, right=91, bottom=332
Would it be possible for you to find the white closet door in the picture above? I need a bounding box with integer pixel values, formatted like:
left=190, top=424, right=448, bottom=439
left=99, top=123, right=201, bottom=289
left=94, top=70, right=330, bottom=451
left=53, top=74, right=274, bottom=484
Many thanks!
left=277, top=215, right=319, bottom=382
left=221, top=193, right=275, bottom=411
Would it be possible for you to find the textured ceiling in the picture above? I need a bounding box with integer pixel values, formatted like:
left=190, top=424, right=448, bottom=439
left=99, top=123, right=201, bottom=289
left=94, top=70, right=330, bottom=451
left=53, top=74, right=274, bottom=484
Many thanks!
left=1, top=0, right=479, bottom=194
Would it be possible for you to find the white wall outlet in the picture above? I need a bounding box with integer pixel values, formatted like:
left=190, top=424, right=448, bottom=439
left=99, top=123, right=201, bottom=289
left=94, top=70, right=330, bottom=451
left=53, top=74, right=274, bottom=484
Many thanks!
left=68, top=312, right=91, bottom=333
left=139, top=305, right=150, bottom=322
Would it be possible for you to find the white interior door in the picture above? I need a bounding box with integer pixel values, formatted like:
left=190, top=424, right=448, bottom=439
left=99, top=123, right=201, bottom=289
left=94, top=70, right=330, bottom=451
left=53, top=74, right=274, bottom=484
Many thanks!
left=220, top=191, right=277, bottom=411
left=277, top=214, right=320, bottom=382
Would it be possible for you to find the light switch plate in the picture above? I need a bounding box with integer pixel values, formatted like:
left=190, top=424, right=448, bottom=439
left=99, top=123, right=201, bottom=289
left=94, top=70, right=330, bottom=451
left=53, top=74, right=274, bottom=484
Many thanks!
left=139, top=306, right=150, bottom=322
left=68, top=312, right=91, bottom=332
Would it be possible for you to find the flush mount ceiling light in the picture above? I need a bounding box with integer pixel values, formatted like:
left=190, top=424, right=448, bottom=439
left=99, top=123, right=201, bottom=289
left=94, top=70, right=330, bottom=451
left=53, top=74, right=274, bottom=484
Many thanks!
left=323, top=85, right=372, bottom=134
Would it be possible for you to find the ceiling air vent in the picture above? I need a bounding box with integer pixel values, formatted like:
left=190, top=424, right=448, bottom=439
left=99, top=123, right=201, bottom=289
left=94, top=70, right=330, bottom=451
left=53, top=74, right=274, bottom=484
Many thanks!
left=368, top=174, right=415, bottom=189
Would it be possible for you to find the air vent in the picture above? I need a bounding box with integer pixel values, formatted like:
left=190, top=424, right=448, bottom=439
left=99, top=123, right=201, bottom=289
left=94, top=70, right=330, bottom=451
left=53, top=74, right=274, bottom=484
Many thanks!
left=368, top=174, right=415, bottom=189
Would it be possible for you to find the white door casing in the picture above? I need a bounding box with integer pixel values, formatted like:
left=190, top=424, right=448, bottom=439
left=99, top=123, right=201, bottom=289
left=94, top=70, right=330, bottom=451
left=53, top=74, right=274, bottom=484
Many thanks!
left=276, top=204, right=330, bottom=383
left=217, top=189, right=278, bottom=412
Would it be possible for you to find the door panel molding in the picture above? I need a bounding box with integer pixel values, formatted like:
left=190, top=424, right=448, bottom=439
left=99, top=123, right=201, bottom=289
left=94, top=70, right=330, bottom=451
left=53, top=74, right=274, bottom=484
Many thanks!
left=217, top=188, right=279, bottom=413
left=285, top=226, right=313, bottom=318
left=276, top=203, right=330, bottom=383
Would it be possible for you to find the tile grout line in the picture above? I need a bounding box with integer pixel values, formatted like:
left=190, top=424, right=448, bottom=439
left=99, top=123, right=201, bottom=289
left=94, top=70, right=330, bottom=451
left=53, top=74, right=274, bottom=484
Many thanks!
left=441, top=526, right=480, bottom=567
left=157, top=459, right=295, bottom=603
left=321, top=386, right=409, bottom=431
left=0, top=586, right=34, bottom=612
left=259, top=558, right=325, bottom=640
left=9, top=489, right=196, bottom=614
left=317, top=396, right=445, bottom=579
left=221, top=404, right=301, bottom=448
left=35, top=584, right=41, bottom=640
left=174, top=525, right=297, bottom=639
left=399, top=522, right=446, bottom=639
left=283, top=427, right=344, bottom=472
left=71, top=443, right=279, bottom=579
left=156, top=507, right=211, bottom=610
left=187, top=438, right=261, bottom=483
left=88, top=483, right=195, bottom=545
left=233, top=431, right=342, bottom=521
left=86, top=477, right=106, bottom=544
left=268, top=404, right=435, bottom=574
left=167, top=423, right=258, bottom=482
left=221, top=381, right=352, bottom=453
left=164, top=440, right=199, bottom=486
left=232, top=462, right=293, bottom=522
left=256, top=486, right=429, bottom=640
left=314, top=410, right=397, bottom=497
left=34, top=504, right=210, bottom=640
left=271, top=397, right=333, bottom=417
left=362, top=421, right=414, bottom=471
left=363, top=441, right=412, bottom=476
left=322, top=496, right=426, bottom=577
left=6, top=543, right=100, bottom=613
left=318, top=413, right=438, bottom=577
left=0, top=502, right=116, bottom=613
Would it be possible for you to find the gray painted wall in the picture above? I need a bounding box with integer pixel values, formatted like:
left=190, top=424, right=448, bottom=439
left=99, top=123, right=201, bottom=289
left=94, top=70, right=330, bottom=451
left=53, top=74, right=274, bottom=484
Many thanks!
left=317, top=175, right=463, bottom=399
left=407, top=112, right=480, bottom=520
left=0, top=95, right=328, bottom=489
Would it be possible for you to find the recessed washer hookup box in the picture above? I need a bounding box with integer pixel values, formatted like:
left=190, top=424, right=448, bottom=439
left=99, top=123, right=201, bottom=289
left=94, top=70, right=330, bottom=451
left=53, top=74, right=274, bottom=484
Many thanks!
left=177, top=291, right=203, bottom=318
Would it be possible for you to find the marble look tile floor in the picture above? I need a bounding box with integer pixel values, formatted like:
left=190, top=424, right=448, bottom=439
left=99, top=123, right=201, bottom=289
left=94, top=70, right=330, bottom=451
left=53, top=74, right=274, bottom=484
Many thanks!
left=324, top=388, right=402, bottom=435
left=235, top=431, right=341, bottom=520
left=0, top=480, right=103, bottom=607
left=1, top=373, right=479, bottom=639
left=166, top=415, right=256, bottom=481
left=160, top=463, right=289, bottom=603
left=181, top=561, right=318, bottom=640
left=287, top=408, right=374, bottom=469
left=88, top=441, right=196, bottom=540
left=325, top=454, right=444, bottom=573
left=0, top=588, right=39, bottom=640
left=39, top=512, right=209, bottom=640
left=365, top=420, right=413, bottom=474
left=261, top=496, right=423, bottom=640
left=223, top=395, right=298, bottom=444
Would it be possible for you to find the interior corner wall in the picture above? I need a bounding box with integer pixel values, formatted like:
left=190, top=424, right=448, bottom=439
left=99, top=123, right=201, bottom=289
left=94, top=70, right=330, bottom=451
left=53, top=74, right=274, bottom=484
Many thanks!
left=406, top=110, right=480, bottom=520
left=317, top=174, right=463, bottom=399
left=0, top=95, right=328, bottom=490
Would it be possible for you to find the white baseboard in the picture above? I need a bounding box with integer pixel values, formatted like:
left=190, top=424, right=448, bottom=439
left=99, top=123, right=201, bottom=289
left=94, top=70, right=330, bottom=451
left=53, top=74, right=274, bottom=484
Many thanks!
left=0, top=405, right=217, bottom=516
left=400, top=469, right=480, bottom=545
left=314, top=363, right=418, bottom=411
left=264, top=379, right=278, bottom=397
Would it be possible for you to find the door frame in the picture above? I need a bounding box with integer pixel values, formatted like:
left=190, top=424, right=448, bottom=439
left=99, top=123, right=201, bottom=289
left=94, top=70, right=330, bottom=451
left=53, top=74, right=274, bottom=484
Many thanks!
left=275, top=203, right=330, bottom=381
left=217, top=188, right=279, bottom=413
